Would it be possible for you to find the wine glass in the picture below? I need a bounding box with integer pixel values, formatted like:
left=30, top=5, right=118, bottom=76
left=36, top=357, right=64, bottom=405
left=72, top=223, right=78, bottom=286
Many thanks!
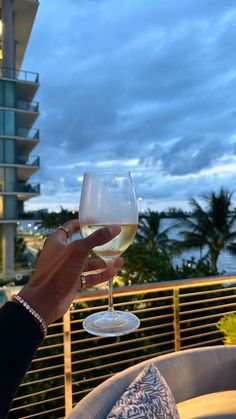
left=79, top=171, right=140, bottom=337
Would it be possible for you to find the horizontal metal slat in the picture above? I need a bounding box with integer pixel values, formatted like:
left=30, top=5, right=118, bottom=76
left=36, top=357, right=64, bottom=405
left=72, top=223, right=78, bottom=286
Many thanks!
left=72, top=335, right=174, bottom=365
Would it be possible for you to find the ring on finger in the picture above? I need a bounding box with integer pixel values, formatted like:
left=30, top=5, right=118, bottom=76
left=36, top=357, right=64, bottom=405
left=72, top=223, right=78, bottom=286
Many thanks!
left=57, top=225, right=71, bottom=239
left=81, top=275, right=87, bottom=289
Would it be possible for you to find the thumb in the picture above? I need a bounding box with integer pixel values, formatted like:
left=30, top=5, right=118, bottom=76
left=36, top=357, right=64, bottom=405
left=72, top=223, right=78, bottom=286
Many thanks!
left=78, top=225, right=121, bottom=254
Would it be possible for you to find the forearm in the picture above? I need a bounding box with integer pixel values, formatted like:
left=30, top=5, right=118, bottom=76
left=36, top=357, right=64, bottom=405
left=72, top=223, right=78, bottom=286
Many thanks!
left=0, top=302, right=43, bottom=418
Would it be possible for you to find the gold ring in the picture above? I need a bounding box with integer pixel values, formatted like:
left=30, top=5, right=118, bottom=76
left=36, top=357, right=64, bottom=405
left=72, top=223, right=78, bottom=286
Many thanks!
left=57, top=225, right=70, bottom=239
left=81, top=275, right=87, bottom=289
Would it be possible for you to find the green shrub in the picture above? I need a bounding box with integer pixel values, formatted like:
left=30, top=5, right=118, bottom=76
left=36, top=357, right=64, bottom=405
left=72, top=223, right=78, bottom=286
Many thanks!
left=216, top=313, right=236, bottom=344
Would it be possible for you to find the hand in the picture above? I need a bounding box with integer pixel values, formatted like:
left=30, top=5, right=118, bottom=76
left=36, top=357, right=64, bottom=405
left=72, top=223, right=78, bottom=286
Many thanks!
left=18, top=220, right=122, bottom=325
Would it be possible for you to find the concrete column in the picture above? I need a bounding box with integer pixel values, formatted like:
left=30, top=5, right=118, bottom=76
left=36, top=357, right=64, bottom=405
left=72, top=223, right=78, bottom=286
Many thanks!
left=2, top=0, right=15, bottom=76
left=2, top=223, right=15, bottom=281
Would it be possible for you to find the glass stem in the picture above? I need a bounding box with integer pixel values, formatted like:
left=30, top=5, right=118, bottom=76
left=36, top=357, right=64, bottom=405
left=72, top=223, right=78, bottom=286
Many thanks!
left=108, top=278, right=115, bottom=313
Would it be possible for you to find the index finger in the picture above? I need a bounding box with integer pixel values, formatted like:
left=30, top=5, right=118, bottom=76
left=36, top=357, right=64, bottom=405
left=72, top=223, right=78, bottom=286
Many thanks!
left=76, top=225, right=121, bottom=255
left=84, top=224, right=120, bottom=246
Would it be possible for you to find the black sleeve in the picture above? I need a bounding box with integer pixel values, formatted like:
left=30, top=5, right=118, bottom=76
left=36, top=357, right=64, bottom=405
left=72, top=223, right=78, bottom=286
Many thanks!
left=0, top=302, right=44, bottom=419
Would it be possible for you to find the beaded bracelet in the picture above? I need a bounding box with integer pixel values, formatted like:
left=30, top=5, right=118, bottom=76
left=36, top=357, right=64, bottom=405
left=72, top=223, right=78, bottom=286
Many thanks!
left=12, top=294, right=48, bottom=339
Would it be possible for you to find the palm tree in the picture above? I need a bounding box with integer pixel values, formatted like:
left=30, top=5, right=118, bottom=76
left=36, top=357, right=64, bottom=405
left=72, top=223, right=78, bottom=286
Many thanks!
left=137, top=210, right=177, bottom=255
left=122, top=210, right=178, bottom=283
left=37, top=207, right=78, bottom=234
left=179, top=188, right=236, bottom=272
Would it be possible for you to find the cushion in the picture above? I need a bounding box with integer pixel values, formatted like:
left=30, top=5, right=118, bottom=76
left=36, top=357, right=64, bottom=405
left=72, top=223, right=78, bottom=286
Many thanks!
left=177, top=390, right=236, bottom=419
left=106, top=363, right=180, bottom=418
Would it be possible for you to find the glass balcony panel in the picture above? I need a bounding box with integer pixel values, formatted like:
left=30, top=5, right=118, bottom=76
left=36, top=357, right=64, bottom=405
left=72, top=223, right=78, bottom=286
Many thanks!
left=17, top=127, right=39, bottom=139
left=17, top=155, right=40, bottom=166
left=0, top=67, right=39, bottom=83
left=29, top=156, right=40, bottom=166
left=0, top=180, right=39, bottom=194
left=16, top=100, right=39, bottom=112
left=18, top=183, right=40, bottom=193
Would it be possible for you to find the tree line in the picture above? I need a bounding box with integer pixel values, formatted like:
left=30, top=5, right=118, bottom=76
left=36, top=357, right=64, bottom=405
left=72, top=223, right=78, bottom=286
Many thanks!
left=121, top=187, right=236, bottom=283
left=17, top=187, right=236, bottom=283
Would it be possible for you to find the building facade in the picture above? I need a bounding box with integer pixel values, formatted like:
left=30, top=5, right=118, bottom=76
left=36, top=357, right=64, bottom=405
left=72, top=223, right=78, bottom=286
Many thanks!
left=0, top=0, right=40, bottom=279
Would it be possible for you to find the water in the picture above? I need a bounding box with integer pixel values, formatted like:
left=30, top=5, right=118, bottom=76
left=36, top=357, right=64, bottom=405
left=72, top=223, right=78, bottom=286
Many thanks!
left=163, top=218, right=236, bottom=275
left=172, top=248, right=236, bottom=274
left=18, top=219, right=236, bottom=275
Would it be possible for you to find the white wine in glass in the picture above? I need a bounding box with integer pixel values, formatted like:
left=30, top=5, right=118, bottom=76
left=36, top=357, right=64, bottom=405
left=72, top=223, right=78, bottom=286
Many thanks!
left=79, top=171, right=140, bottom=337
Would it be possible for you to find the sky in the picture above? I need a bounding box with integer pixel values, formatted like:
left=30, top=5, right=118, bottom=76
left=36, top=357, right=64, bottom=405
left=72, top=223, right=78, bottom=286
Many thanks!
left=23, top=0, right=236, bottom=213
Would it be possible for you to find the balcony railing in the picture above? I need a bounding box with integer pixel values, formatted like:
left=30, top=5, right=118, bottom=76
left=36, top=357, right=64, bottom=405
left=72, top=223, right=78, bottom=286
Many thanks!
left=0, top=67, right=39, bottom=83
left=0, top=182, right=40, bottom=194
left=16, top=127, right=39, bottom=139
left=17, top=183, right=40, bottom=194
left=16, top=100, right=39, bottom=112
left=17, top=155, right=40, bottom=167
left=7, top=274, right=236, bottom=418
left=0, top=156, right=40, bottom=167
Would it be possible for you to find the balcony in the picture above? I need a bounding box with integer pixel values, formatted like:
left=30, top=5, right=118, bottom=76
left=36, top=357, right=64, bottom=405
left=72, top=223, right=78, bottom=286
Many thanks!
left=17, top=183, right=40, bottom=200
left=0, top=155, right=40, bottom=167
left=17, top=155, right=40, bottom=167
left=15, top=106, right=39, bottom=128
left=16, top=135, right=39, bottom=156
left=0, top=100, right=39, bottom=114
left=0, top=67, right=39, bottom=83
left=16, top=99, right=39, bottom=112
left=16, top=127, right=39, bottom=140
left=0, top=156, right=40, bottom=181
left=5, top=274, right=236, bottom=417
left=0, top=182, right=40, bottom=200
left=0, top=130, right=39, bottom=156
left=0, top=67, right=39, bottom=101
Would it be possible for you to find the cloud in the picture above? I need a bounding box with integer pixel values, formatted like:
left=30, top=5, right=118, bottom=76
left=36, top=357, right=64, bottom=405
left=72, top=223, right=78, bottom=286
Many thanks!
left=23, top=0, right=236, bottom=210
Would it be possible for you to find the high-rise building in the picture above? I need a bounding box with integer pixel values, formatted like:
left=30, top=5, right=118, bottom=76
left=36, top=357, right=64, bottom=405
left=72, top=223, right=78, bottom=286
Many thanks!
left=0, top=0, right=40, bottom=280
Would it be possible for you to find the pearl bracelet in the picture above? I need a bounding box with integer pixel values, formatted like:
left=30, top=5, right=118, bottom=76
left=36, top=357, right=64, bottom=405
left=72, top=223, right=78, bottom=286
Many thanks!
left=12, top=294, right=48, bottom=338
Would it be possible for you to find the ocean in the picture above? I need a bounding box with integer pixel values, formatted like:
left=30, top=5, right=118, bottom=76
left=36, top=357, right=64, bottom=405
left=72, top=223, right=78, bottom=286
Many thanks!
left=18, top=219, right=236, bottom=275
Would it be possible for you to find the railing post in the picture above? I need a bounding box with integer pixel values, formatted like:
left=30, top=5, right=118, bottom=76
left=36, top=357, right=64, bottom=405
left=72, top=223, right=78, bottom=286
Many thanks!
left=173, top=288, right=181, bottom=351
left=63, top=309, right=73, bottom=415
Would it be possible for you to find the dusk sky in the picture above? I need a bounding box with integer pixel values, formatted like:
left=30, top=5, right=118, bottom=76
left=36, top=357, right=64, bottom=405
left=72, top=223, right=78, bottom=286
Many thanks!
left=23, top=0, right=236, bottom=213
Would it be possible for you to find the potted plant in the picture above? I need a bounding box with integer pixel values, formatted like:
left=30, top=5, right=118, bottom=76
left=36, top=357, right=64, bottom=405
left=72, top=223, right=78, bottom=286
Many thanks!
left=217, top=313, right=236, bottom=345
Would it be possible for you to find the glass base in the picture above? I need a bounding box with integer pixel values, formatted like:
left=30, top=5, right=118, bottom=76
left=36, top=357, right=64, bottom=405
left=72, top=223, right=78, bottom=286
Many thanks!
left=83, top=310, right=140, bottom=337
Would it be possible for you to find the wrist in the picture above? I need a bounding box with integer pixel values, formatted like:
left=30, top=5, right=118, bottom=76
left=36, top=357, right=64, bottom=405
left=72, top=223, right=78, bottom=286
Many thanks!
left=12, top=294, right=48, bottom=338
left=18, top=284, right=55, bottom=326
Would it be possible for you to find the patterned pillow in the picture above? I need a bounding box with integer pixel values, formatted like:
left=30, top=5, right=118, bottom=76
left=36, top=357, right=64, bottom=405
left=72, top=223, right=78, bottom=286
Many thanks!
left=106, top=363, right=180, bottom=419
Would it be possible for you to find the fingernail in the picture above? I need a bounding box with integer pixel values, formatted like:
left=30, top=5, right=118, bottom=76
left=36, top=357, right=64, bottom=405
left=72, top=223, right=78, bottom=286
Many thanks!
left=108, top=225, right=121, bottom=236
left=114, top=257, right=124, bottom=268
